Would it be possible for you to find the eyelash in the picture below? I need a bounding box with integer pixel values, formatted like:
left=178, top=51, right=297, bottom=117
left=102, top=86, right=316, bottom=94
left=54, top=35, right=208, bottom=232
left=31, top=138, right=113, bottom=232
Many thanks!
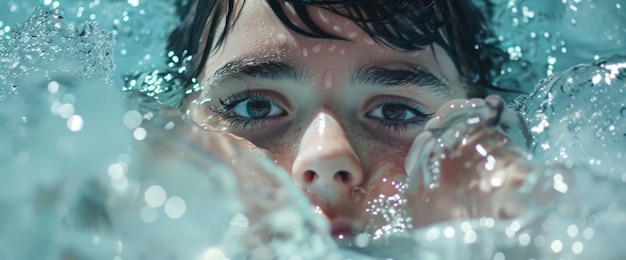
left=210, top=90, right=281, bottom=130
left=210, top=91, right=433, bottom=135
left=369, top=103, right=434, bottom=134
left=211, top=90, right=260, bottom=113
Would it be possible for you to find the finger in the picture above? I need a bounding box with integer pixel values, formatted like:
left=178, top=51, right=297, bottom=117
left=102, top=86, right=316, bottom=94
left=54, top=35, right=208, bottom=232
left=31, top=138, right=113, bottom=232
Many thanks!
left=484, top=95, right=505, bottom=127
left=405, top=130, right=433, bottom=178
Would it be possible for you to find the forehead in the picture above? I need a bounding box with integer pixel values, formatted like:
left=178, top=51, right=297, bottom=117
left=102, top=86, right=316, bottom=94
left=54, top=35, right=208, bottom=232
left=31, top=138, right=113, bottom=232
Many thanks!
left=199, top=1, right=459, bottom=84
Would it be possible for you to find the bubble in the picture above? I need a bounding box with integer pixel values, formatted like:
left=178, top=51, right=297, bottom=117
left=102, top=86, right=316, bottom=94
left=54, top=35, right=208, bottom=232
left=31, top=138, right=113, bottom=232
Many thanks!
left=229, top=213, right=249, bottom=235
left=123, top=110, right=143, bottom=129
left=47, top=81, right=60, bottom=93
left=583, top=227, right=594, bottom=240
left=110, top=176, right=128, bottom=191
left=572, top=241, right=584, bottom=254
left=62, top=93, right=76, bottom=104
left=534, top=235, right=546, bottom=247
left=475, top=144, right=488, bottom=157
left=127, top=0, right=139, bottom=7
left=67, top=115, right=84, bottom=132
left=443, top=226, right=455, bottom=238
left=107, top=163, right=125, bottom=178
left=140, top=205, right=158, bottom=223
left=463, top=230, right=477, bottom=244
left=144, top=185, right=167, bottom=208
left=133, top=127, right=147, bottom=140
left=202, top=248, right=227, bottom=260
left=567, top=224, right=579, bottom=237
left=355, top=233, right=369, bottom=247
left=425, top=227, right=440, bottom=241
left=550, top=240, right=563, bottom=253
left=493, top=252, right=505, bottom=260
left=163, top=196, right=186, bottom=219
left=466, top=116, right=480, bottom=124
left=58, top=103, right=75, bottom=119
left=490, top=177, right=503, bottom=187
left=518, top=233, right=531, bottom=246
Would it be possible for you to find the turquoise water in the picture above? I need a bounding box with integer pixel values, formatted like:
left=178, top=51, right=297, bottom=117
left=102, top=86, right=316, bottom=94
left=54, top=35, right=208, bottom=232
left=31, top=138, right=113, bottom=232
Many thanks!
left=1, top=1, right=625, bottom=259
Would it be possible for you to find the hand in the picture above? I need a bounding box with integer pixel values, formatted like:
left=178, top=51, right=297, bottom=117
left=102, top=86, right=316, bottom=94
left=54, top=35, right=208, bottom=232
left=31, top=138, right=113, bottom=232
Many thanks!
left=104, top=104, right=333, bottom=258
left=404, top=95, right=532, bottom=228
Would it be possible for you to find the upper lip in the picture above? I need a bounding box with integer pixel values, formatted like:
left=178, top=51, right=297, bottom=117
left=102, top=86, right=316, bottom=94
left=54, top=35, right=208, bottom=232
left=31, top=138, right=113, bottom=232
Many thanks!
left=329, top=217, right=362, bottom=237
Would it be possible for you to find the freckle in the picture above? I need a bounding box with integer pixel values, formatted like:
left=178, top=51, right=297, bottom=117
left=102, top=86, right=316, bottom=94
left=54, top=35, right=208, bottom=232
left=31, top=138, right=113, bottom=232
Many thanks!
left=302, top=48, right=308, bottom=57
left=333, top=25, right=341, bottom=32
left=363, top=36, right=375, bottom=45
left=312, top=44, right=322, bottom=53
left=323, top=71, right=333, bottom=89
left=328, top=44, right=336, bottom=52
left=347, top=30, right=358, bottom=39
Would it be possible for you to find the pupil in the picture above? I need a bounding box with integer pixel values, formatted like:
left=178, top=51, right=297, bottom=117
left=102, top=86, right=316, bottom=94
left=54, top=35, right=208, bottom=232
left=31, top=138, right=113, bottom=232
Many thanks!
left=382, top=104, right=407, bottom=121
left=246, top=99, right=271, bottom=118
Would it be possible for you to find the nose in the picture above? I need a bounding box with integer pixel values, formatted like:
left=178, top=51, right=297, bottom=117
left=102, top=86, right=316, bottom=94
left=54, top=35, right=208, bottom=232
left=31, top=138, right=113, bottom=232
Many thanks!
left=292, top=112, right=363, bottom=197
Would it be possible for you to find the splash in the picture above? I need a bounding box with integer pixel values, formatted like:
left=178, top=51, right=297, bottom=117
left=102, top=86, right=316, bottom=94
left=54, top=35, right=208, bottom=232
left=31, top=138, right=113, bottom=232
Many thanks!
left=0, top=7, right=115, bottom=101
left=0, top=7, right=338, bottom=259
left=519, top=55, right=626, bottom=179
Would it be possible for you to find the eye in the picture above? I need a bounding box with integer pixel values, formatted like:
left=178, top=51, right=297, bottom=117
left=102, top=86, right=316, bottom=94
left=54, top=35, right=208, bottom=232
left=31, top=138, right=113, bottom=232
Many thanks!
left=209, top=90, right=289, bottom=130
left=232, top=98, right=285, bottom=118
left=367, top=103, right=423, bottom=122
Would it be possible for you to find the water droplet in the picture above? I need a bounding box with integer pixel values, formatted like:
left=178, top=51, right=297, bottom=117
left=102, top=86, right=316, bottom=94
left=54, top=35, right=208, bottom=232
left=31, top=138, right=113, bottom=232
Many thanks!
left=202, top=248, right=227, bottom=259
left=164, top=196, right=186, bottom=219
left=572, top=241, right=584, bottom=254
left=493, top=252, right=505, bottom=260
left=312, top=44, right=321, bottom=53
left=133, top=127, right=147, bottom=140
left=323, top=71, right=333, bottom=89
left=276, top=33, right=286, bottom=42
left=144, top=185, right=167, bottom=208
left=47, top=81, right=59, bottom=93
left=550, top=240, right=563, bottom=253
left=355, top=233, right=369, bottom=247
left=67, top=115, right=84, bottom=132
left=58, top=103, right=75, bottom=119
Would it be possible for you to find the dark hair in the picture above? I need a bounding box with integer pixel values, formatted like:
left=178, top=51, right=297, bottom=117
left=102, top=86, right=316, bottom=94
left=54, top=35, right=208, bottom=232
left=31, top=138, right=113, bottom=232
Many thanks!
left=166, top=0, right=509, bottom=101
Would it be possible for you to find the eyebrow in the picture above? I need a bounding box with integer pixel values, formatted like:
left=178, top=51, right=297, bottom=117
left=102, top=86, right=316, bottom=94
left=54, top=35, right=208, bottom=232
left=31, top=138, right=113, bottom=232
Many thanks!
left=352, top=65, right=450, bottom=94
left=208, top=57, right=450, bottom=95
left=208, top=58, right=303, bottom=85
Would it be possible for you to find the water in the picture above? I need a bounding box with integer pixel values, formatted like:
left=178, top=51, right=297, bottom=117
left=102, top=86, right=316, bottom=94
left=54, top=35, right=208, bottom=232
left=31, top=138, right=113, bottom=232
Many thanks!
left=1, top=1, right=626, bottom=259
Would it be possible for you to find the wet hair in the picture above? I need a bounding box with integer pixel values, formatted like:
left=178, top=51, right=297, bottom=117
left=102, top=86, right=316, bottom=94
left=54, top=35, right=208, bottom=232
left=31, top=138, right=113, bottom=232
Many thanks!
left=167, top=0, right=508, bottom=99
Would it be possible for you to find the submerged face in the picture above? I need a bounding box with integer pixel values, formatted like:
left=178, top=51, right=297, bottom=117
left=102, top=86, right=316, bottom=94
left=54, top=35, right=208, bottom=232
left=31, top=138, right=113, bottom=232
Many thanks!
left=186, top=1, right=467, bottom=237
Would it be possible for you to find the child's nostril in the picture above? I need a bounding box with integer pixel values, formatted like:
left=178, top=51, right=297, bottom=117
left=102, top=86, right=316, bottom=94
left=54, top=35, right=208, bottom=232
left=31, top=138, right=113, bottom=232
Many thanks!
left=336, top=170, right=350, bottom=183
left=304, top=170, right=316, bottom=183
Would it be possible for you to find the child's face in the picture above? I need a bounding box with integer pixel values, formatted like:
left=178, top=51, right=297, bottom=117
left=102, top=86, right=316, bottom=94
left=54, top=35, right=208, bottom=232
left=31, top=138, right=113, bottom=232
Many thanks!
left=186, top=1, right=467, bottom=236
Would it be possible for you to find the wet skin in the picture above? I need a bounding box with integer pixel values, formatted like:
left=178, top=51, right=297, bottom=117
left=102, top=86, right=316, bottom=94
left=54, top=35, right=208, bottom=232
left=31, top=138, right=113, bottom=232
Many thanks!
left=185, top=1, right=469, bottom=236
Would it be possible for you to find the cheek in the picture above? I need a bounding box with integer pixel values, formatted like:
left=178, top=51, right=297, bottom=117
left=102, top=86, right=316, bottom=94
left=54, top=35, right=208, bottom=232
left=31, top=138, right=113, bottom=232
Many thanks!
left=361, top=143, right=411, bottom=197
left=249, top=131, right=299, bottom=171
